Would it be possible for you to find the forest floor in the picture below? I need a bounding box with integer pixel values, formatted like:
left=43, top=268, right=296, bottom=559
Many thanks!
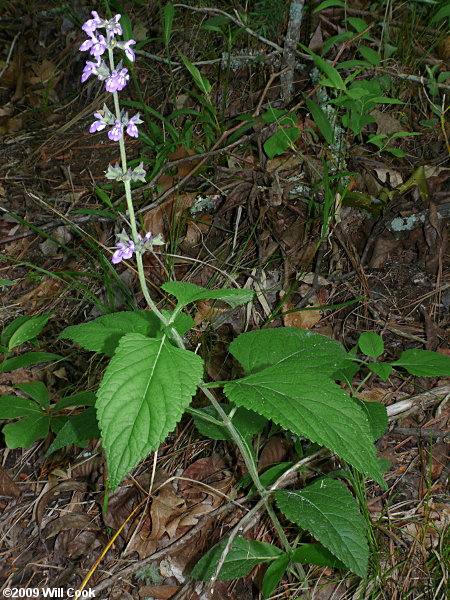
left=0, top=1, right=449, bottom=599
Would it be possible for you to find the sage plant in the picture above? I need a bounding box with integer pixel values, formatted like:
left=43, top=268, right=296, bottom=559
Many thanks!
left=79, top=11, right=165, bottom=311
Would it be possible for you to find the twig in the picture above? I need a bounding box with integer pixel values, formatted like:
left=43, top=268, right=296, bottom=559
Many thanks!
left=281, top=1, right=305, bottom=103
left=173, top=4, right=284, bottom=53
left=0, top=32, right=20, bottom=80
left=386, top=384, right=450, bottom=420
left=391, top=427, right=450, bottom=442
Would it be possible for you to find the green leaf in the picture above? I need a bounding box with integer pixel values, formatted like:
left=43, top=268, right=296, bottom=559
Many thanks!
left=228, top=328, right=347, bottom=376
left=313, top=0, right=346, bottom=13
left=161, top=310, right=194, bottom=337
left=391, top=349, right=450, bottom=377
left=60, top=311, right=161, bottom=356
left=355, top=399, right=388, bottom=440
left=163, top=2, right=174, bottom=43
left=384, top=147, right=405, bottom=157
left=263, top=128, right=299, bottom=158
left=310, top=52, right=346, bottom=90
left=95, top=186, right=114, bottom=210
left=2, top=414, right=50, bottom=448
left=0, top=279, right=14, bottom=286
left=96, top=333, right=203, bottom=488
left=306, top=99, right=334, bottom=145
left=179, top=52, right=211, bottom=94
left=333, top=346, right=360, bottom=382
left=7, top=315, right=51, bottom=350
left=262, top=108, right=296, bottom=127
left=224, top=329, right=384, bottom=486
left=191, top=537, right=283, bottom=581
left=275, top=479, right=369, bottom=577
left=368, top=362, right=392, bottom=381
left=0, top=396, right=44, bottom=418
left=162, top=281, right=254, bottom=310
left=358, top=46, right=381, bottom=66
left=0, top=352, right=62, bottom=373
left=290, top=543, right=346, bottom=569
left=431, top=4, right=450, bottom=23
left=45, top=407, right=100, bottom=456
left=15, top=382, right=49, bottom=409
left=358, top=331, right=384, bottom=359
left=52, top=391, right=97, bottom=411
left=191, top=404, right=267, bottom=441
left=262, top=554, right=290, bottom=599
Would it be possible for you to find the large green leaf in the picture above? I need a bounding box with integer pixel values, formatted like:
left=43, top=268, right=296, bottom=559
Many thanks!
left=96, top=333, right=203, bottom=488
left=228, top=328, right=347, bottom=375
left=224, top=365, right=384, bottom=485
left=275, top=479, right=369, bottom=577
left=391, top=349, right=450, bottom=377
left=60, top=311, right=161, bottom=356
left=225, top=329, right=383, bottom=484
left=192, top=537, right=283, bottom=581
left=162, top=281, right=254, bottom=310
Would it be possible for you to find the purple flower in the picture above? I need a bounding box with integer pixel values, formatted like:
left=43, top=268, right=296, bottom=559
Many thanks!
left=82, top=11, right=102, bottom=35
left=126, top=114, right=140, bottom=137
left=105, top=70, right=119, bottom=92
left=116, top=68, right=129, bottom=91
left=122, top=39, right=136, bottom=62
left=79, top=34, right=95, bottom=52
left=112, top=241, right=135, bottom=264
left=105, top=68, right=129, bottom=92
left=91, top=34, right=107, bottom=57
left=81, top=60, right=99, bottom=82
left=108, top=14, right=123, bottom=37
left=89, top=112, right=107, bottom=133
left=108, top=120, right=123, bottom=141
left=138, top=232, right=152, bottom=243
left=79, top=33, right=106, bottom=57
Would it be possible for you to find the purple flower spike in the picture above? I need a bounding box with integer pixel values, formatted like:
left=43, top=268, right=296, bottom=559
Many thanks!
left=123, top=40, right=136, bottom=62
left=112, top=241, right=135, bottom=264
left=108, top=120, right=123, bottom=141
left=127, top=114, right=140, bottom=137
left=82, top=11, right=102, bottom=35
left=89, top=112, right=107, bottom=133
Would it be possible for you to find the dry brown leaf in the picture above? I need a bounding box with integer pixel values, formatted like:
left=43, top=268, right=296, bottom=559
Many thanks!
left=138, top=585, right=180, bottom=599
left=0, top=465, right=21, bottom=497
left=280, top=291, right=321, bottom=330
left=193, top=300, right=229, bottom=326
left=150, top=485, right=186, bottom=540
left=41, top=513, right=98, bottom=540
left=258, top=437, right=291, bottom=472
left=179, top=456, right=227, bottom=501
left=371, top=108, right=406, bottom=136
left=183, top=215, right=212, bottom=247
left=369, top=235, right=399, bottom=269
left=143, top=192, right=196, bottom=240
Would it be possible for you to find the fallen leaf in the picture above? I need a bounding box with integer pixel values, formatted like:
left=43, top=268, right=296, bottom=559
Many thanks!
left=0, top=466, right=21, bottom=497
